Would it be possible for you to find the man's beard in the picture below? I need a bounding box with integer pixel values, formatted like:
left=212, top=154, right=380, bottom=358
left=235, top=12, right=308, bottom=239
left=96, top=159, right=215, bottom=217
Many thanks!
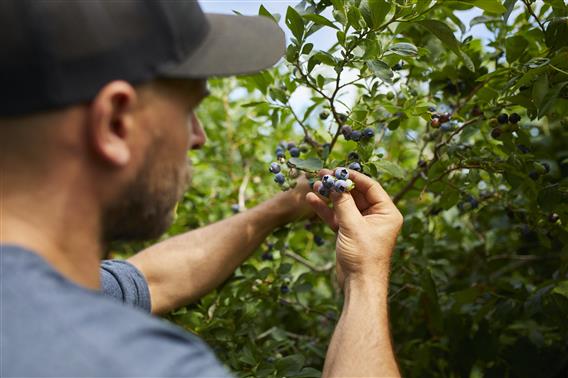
left=101, top=145, right=190, bottom=245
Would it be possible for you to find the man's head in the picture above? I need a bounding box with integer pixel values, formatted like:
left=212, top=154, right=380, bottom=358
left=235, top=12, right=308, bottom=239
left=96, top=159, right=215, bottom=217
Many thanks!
left=1, top=78, right=208, bottom=243
left=0, top=1, right=284, bottom=245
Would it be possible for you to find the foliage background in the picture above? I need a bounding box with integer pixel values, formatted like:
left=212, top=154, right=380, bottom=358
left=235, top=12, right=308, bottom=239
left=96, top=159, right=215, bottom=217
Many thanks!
left=114, top=1, right=568, bottom=376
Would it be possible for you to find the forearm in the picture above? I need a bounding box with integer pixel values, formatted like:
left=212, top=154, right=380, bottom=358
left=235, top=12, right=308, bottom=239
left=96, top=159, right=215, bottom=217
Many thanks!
left=323, top=275, right=400, bottom=378
left=128, top=193, right=294, bottom=315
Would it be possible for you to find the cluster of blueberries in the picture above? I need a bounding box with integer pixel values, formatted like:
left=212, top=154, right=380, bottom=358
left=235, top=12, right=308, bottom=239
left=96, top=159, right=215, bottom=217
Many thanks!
left=340, top=126, right=375, bottom=142
left=317, top=167, right=355, bottom=197
left=491, top=112, right=522, bottom=139
left=429, top=111, right=460, bottom=132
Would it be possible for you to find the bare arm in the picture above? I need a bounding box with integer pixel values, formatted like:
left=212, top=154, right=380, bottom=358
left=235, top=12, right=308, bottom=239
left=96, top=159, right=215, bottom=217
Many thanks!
left=128, top=179, right=312, bottom=315
left=306, top=169, right=403, bottom=377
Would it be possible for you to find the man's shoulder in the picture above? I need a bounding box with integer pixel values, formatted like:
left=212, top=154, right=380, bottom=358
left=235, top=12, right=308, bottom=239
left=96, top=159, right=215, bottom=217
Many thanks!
left=1, top=245, right=230, bottom=377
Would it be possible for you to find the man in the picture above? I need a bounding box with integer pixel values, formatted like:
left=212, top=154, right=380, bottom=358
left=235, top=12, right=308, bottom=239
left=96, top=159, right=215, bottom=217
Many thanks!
left=1, top=1, right=403, bottom=377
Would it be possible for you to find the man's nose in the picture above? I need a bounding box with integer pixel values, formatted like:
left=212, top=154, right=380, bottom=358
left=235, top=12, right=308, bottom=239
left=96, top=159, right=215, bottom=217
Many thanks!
left=189, top=113, right=206, bottom=150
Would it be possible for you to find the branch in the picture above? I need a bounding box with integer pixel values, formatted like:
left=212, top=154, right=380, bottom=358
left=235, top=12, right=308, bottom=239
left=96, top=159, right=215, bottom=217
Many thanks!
left=522, top=0, right=546, bottom=34
left=283, top=250, right=334, bottom=272
left=288, top=104, right=321, bottom=148
left=392, top=117, right=481, bottom=204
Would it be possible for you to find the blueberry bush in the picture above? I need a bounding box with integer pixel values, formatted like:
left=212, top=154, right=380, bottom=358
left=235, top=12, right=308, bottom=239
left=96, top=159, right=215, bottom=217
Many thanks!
left=114, top=1, right=568, bottom=376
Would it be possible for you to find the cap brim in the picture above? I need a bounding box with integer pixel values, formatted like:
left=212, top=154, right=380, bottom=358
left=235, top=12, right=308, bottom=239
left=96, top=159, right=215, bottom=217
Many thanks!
left=159, top=14, right=285, bottom=78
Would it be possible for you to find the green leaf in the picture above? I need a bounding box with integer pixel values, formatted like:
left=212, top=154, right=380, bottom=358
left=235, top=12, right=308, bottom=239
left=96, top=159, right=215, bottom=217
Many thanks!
left=417, top=20, right=474, bottom=71
left=361, top=0, right=390, bottom=27
left=552, top=281, right=568, bottom=298
left=472, top=0, right=507, bottom=13
left=286, top=6, right=305, bottom=42
left=366, top=60, right=393, bottom=84
left=505, top=35, right=528, bottom=63
left=287, top=157, right=323, bottom=172
left=347, top=6, right=364, bottom=30
left=387, top=42, right=418, bottom=56
left=290, top=367, right=322, bottom=378
left=276, top=354, right=305, bottom=376
left=375, top=160, right=405, bottom=179
left=303, top=13, right=339, bottom=30
left=258, top=5, right=276, bottom=23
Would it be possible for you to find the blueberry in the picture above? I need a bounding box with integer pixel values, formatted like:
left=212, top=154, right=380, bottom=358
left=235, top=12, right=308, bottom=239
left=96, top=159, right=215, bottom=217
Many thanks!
left=528, top=170, right=539, bottom=180
left=348, top=151, right=360, bottom=161
left=516, top=144, right=530, bottom=154
left=431, top=118, right=441, bottom=128
left=428, top=106, right=437, bottom=112
left=289, top=147, right=300, bottom=157
left=269, top=162, right=281, bottom=174
left=509, top=113, right=521, bottom=124
left=350, top=130, right=362, bottom=141
left=338, top=113, right=348, bottom=123
left=318, top=185, right=330, bottom=197
left=491, top=127, right=502, bottom=139
left=231, top=204, right=240, bottom=214
left=314, top=235, right=325, bottom=246
left=334, top=179, right=349, bottom=192
left=345, top=179, right=355, bottom=191
left=274, top=173, right=286, bottom=185
left=418, top=159, right=427, bottom=168
left=287, top=142, right=296, bottom=150
left=319, top=111, right=330, bottom=120
left=322, top=174, right=336, bottom=188
left=348, top=162, right=362, bottom=172
left=362, top=127, right=375, bottom=139
left=466, top=196, right=478, bottom=209
left=439, top=113, right=451, bottom=123
left=335, top=167, right=349, bottom=180
left=261, top=252, right=273, bottom=261
left=497, top=113, right=509, bottom=124
left=341, top=126, right=352, bottom=136
left=440, top=123, right=453, bottom=132
left=280, top=284, right=290, bottom=294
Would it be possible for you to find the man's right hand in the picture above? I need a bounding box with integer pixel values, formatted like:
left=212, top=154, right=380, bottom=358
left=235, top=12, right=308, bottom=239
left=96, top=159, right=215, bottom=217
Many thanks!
left=305, top=169, right=403, bottom=289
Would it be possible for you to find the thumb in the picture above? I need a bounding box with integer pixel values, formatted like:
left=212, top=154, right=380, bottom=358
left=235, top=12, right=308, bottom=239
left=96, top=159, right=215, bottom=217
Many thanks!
left=329, top=191, right=362, bottom=229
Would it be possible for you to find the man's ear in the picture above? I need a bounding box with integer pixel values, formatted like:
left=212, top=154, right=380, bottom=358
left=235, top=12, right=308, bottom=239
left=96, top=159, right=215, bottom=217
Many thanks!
left=88, top=81, right=138, bottom=167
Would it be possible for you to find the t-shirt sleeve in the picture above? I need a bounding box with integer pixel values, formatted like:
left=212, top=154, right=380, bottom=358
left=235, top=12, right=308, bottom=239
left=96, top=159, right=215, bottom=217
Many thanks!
left=100, top=260, right=151, bottom=313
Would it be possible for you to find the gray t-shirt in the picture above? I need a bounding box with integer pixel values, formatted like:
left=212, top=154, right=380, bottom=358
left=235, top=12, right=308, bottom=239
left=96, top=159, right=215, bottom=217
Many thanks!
left=1, top=244, right=231, bottom=377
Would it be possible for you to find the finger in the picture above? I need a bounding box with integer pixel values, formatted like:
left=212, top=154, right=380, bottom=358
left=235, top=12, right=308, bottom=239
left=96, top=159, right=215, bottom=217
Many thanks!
left=346, top=170, right=395, bottom=209
left=329, top=190, right=362, bottom=228
left=306, top=192, right=339, bottom=231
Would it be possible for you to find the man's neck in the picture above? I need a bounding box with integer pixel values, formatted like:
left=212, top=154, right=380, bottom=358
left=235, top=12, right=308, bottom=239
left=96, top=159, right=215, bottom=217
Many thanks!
left=1, top=182, right=103, bottom=291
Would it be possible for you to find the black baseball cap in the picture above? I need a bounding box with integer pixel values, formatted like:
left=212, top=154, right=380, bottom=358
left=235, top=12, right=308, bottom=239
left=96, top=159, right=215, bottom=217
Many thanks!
left=0, top=0, right=285, bottom=116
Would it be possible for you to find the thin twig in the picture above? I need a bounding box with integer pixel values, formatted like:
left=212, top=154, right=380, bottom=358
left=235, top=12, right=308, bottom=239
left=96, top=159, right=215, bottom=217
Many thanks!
left=288, top=105, right=320, bottom=148
left=522, top=0, right=546, bottom=34
left=283, top=250, right=334, bottom=272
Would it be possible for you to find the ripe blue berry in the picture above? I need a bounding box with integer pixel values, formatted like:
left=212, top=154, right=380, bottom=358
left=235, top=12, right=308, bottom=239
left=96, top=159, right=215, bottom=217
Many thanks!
left=231, top=204, right=240, bottom=214
left=274, top=173, right=285, bottom=185
left=440, top=123, right=453, bottom=132
left=314, top=235, right=325, bottom=246
left=350, top=130, right=362, bottom=142
left=335, top=167, right=349, bottom=180
left=289, top=147, right=300, bottom=158
left=280, top=284, right=290, bottom=294
left=348, top=162, right=362, bottom=172
left=341, top=126, right=352, bottom=140
left=261, top=252, right=273, bottom=261
left=269, top=162, right=281, bottom=174
left=318, top=185, right=330, bottom=197
left=348, top=151, right=360, bottom=161
left=334, top=179, right=349, bottom=192
left=497, top=113, right=509, bottom=124
left=516, top=144, right=530, bottom=154
left=362, top=127, right=375, bottom=139
left=287, top=142, right=296, bottom=150
left=322, top=175, right=336, bottom=188
left=509, top=113, right=521, bottom=124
